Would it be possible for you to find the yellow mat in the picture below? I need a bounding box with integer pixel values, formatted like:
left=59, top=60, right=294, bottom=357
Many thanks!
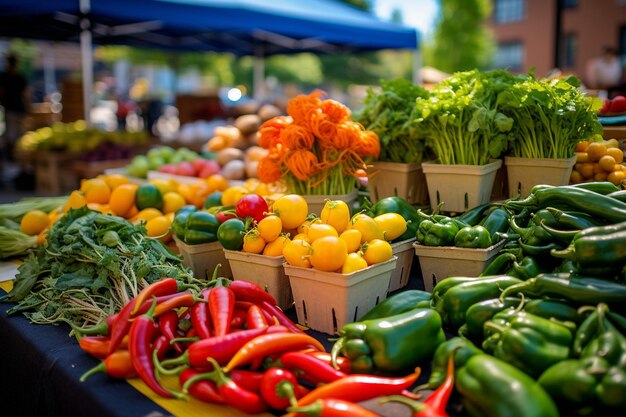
left=128, top=375, right=276, bottom=417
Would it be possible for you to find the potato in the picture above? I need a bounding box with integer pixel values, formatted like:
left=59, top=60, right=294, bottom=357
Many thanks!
left=258, top=104, right=282, bottom=122
left=216, top=148, right=244, bottom=166
left=235, top=114, right=262, bottom=136
left=245, top=160, right=259, bottom=178
left=221, top=159, right=246, bottom=180
left=245, top=146, right=268, bottom=162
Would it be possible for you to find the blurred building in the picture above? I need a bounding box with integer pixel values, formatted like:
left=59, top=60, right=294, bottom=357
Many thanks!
left=488, top=0, right=626, bottom=84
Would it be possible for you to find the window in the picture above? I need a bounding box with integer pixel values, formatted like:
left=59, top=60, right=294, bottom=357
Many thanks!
left=494, top=42, right=524, bottom=71
left=559, top=34, right=577, bottom=69
left=494, top=0, right=525, bottom=23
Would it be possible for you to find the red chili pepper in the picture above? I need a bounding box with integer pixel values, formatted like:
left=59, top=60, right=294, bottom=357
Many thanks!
left=229, top=280, right=277, bottom=305
left=224, top=332, right=325, bottom=373
left=190, top=288, right=212, bottom=339
left=288, top=398, right=380, bottom=417
left=129, top=299, right=182, bottom=399
left=280, top=352, right=346, bottom=384
left=152, top=334, right=171, bottom=361
left=379, top=355, right=455, bottom=417
left=131, top=278, right=179, bottom=315
left=135, top=292, right=193, bottom=316
left=230, top=370, right=265, bottom=393
left=259, top=301, right=304, bottom=334
left=179, top=368, right=225, bottom=404
left=79, top=350, right=137, bottom=382
left=79, top=335, right=130, bottom=359
left=156, top=326, right=270, bottom=371
left=303, top=351, right=351, bottom=374
left=246, top=305, right=269, bottom=329
left=230, top=308, right=247, bottom=329
left=293, top=369, right=421, bottom=407
left=207, top=358, right=269, bottom=414
left=260, top=367, right=299, bottom=410
left=208, top=285, right=235, bottom=337
left=107, top=300, right=135, bottom=355
left=235, top=300, right=256, bottom=311
left=153, top=292, right=197, bottom=317
left=158, top=311, right=183, bottom=354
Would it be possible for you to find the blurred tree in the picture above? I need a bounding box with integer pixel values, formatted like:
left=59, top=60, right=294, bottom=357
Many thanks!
left=425, top=0, right=495, bottom=73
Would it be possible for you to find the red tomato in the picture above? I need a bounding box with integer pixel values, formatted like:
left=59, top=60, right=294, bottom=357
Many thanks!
left=609, top=96, right=626, bottom=113
left=235, top=194, right=269, bottom=223
left=599, top=99, right=611, bottom=114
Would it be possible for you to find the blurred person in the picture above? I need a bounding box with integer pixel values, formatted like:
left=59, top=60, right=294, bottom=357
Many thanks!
left=0, top=54, right=30, bottom=161
left=585, top=47, right=623, bottom=93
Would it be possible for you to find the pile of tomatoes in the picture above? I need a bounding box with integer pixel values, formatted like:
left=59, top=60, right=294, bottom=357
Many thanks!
left=571, top=138, right=626, bottom=186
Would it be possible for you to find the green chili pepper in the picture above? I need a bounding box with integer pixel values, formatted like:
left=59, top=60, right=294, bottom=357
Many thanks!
left=480, top=252, right=517, bottom=276
left=360, top=290, right=432, bottom=321
left=551, top=230, right=626, bottom=268
left=546, top=207, right=604, bottom=229
left=519, top=240, right=563, bottom=256
left=437, top=275, right=523, bottom=330
left=431, top=276, right=495, bottom=308
left=608, top=189, right=626, bottom=203
left=456, top=202, right=491, bottom=226
left=480, top=207, right=511, bottom=241
left=457, top=354, right=560, bottom=417
left=333, top=308, right=445, bottom=373
left=419, top=336, right=481, bottom=390
left=460, top=297, right=522, bottom=342
left=454, top=225, right=492, bottom=248
left=500, top=273, right=626, bottom=307
left=572, top=181, right=621, bottom=195
left=482, top=310, right=573, bottom=377
left=511, top=256, right=543, bottom=279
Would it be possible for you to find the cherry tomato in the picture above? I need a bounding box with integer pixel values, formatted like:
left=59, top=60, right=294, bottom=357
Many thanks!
left=342, top=252, right=368, bottom=274
left=263, top=235, right=291, bottom=257
left=307, top=222, right=338, bottom=242
left=283, top=239, right=312, bottom=268
left=310, top=236, right=347, bottom=272
left=339, top=229, right=362, bottom=253
left=243, top=230, right=266, bottom=254
left=236, top=194, right=269, bottom=223
left=320, top=200, right=351, bottom=233
left=351, top=214, right=384, bottom=243
left=257, top=215, right=282, bottom=242
left=362, top=239, right=393, bottom=265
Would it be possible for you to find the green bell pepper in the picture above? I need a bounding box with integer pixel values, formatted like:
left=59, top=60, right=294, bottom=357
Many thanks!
left=182, top=211, right=220, bottom=244
left=482, top=309, right=573, bottom=377
left=436, top=275, right=523, bottom=330
left=459, top=297, right=521, bottom=343
left=523, top=298, right=583, bottom=325
left=420, top=336, right=481, bottom=390
left=360, top=290, right=432, bottom=321
left=480, top=207, right=510, bottom=242
left=431, top=276, right=486, bottom=307
left=416, top=214, right=466, bottom=247
left=332, top=308, right=445, bottom=373
left=171, top=205, right=197, bottom=240
left=454, top=225, right=492, bottom=249
left=509, top=255, right=543, bottom=279
left=457, top=354, right=560, bottom=417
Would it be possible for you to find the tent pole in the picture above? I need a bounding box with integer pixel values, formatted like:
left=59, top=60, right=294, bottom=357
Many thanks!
left=253, top=45, right=265, bottom=101
left=412, top=30, right=422, bottom=85
left=79, top=0, right=93, bottom=123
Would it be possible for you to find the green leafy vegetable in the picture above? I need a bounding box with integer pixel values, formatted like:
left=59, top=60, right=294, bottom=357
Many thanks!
left=355, top=78, right=431, bottom=163
left=0, top=227, right=38, bottom=259
left=0, top=196, right=67, bottom=223
left=1, top=206, right=197, bottom=330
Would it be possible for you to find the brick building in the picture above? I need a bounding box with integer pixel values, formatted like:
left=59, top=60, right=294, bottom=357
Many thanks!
left=488, top=0, right=626, bottom=86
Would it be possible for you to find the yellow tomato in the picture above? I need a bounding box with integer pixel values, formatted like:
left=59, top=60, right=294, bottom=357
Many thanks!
left=102, top=173, right=130, bottom=190
left=132, top=208, right=163, bottom=223
left=83, top=178, right=111, bottom=205
left=108, top=183, right=138, bottom=217
left=146, top=215, right=173, bottom=242
left=291, top=233, right=310, bottom=243
left=205, top=174, right=229, bottom=192
left=257, top=215, right=282, bottom=242
left=64, top=190, right=87, bottom=212
left=222, top=186, right=249, bottom=206
left=243, top=231, right=266, bottom=254
left=149, top=178, right=177, bottom=195
left=20, top=210, right=49, bottom=235
left=374, top=213, right=407, bottom=241
left=342, top=252, right=368, bottom=274
left=263, top=235, right=291, bottom=257
left=307, top=223, right=338, bottom=242
left=283, top=239, right=312, bottom=268
left=339, top=229, right=362, bottom=253
left=362, top=239, right=393, bottom=266
left=297, top=219, right=313, bottom=235
left=272, top=194, right=309, bottom=230
left=309, top=236, right=347, bottom=272
left=162, top=192, right=186, bottom=214
left=320, top=200, right=351, bottom=233
left=351, top=214, right=384, bottom=243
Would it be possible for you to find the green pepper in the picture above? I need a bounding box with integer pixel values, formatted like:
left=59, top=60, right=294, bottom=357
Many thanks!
left=424, top=220, right=459, bottom=246
left=183, top=229, right=216, bottom=245
left=608, top=189, right=626, bottom=203
left=186, top=211, right=220, bottom=234
left=333, top=308, right=445, bottom=373
left=454, top=225, right=492, bottom=248
left=459, top=297, right=521, bottom=343
left=436, top=275, right=523, bottom=330
left=480, top=252, right=517, bottom=276
left=500, top=273, right=626, bottom=307
left=552, top=230, right=626, bottom=269
left=203, top=191, right=223, bottom=209
left=372, top=196, right=422, bottom=241
left=482, top=309, right=573, bottom=377
left=523, top=298, right=583, bottom=325
left=576, top=304, right=626, bottom=369
left=480, top=207, right=510, bottom=241
left=457, top=354, right=560, bottom=417
left=538, top=356, right=610, bottom=415
left=360, top=290, right=432, bottom=321
left=456, top=202, right=491, bottom=226
left=546, top=207, right=604, bottom=229
left=572, top=181, right=622, bottom=195
left=216, top=218, right=246, bottom=250
left=510, top=256, right=543, bottom=279
left=416, top=219, right=434, bottom=243
left=431, top=276, right=485, bottom=307
left=171, top=205, right=197, bottom=239
left=419, top=336, right=481, bottom=390
left=518, top=240, right=563, bottom=256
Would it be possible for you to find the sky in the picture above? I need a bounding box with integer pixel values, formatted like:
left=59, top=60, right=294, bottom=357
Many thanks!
left=374, top=0, right=439, bottom=36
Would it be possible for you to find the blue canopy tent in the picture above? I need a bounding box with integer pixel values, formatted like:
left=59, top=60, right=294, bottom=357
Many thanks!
left=0, top=0, right=419, bottom=119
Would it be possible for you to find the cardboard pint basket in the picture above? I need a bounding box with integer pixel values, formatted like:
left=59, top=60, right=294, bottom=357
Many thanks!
left=173, top=236, right=232, bottom=279
left=302, top=190, right=359, bottom=216
left=504, top=155, right=576, bottom=198
left=367, top=161, right=428, bottom=205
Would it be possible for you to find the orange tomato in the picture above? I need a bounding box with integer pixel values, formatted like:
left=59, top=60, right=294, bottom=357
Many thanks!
left=283, top=239, right=312, bottom=268
left=339, top=229, right=362, bottom=253
left=82, top=178, right=112, bottom=204
left=243, top=231, right=266, bottom=254
left=20, top=210, right=49, bottom=235
left=309, top=236, right=347, bottom=272
left=586, top=142, right=607, bottom=162
left=307, top=223, right=339, bottom=242
left=575, top=140, right=588, bottom=152
left=607, top=170, right=626, bottom=186
left=578, top=162, right=595, bottom=179
left=320, top=200, right=351, bottom=234
left=607, top=147, right=624, bottom=164
left=361, top=239, right=393, bottom=265
left=570, top=170, right=583, bottom=184
left=205, top=174, right=229, bottom=192
left=64, top=190, right=87, bottom=212
left=341, top=252, right=368, bottom=274
left=598, top=155, right=616, bottom=172
left=102, top=174, right=130, bottom=190
left=575, top=152, right=589, bottom=163
left=109, top=183, right=138, bottom=217
left=263, top=235, right=291, bottom=257
left=257, top=215, right=282, bottom=242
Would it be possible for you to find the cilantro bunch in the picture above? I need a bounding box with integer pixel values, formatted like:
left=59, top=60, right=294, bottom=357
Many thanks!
left=2, top=207, right=197, bottom=331
left=355, top=78, right=431, bottom=163
left=496, top=73, right=603, bottom=159
left=412, top=69, right=517, bottom=165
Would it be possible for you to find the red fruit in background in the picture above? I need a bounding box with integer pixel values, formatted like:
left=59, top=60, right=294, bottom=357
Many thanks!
left=235, top=194, right=269, bottom=223
left=176, top=161, right=195, bottom=177
left=216, top=210, right=237, bottom=224
left=198, top=160, right=221, bottom=179
left=599, top=99, right=611, bottom=114
left=159, top=164, right=178, bottom=174
left=609, top=96, right=626, bottom=113
left=191, top=158, right=209, bottom=174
